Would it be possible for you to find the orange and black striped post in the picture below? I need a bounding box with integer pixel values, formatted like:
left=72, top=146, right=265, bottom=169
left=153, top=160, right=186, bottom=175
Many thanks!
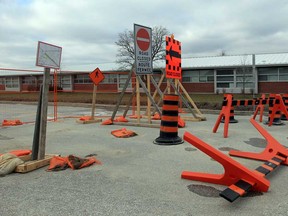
left=154, top=94, right=183, bottom=145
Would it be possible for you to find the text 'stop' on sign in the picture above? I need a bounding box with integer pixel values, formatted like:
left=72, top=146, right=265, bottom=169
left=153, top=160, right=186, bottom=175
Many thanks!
left=89, top=68, right=105, bottom=85
left=134, top=24, right=153, bottom=75
left=166, top=36, right=182, bottom=79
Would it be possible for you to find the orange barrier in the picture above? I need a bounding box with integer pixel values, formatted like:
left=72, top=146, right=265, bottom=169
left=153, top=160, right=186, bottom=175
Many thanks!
left=214, top=94, right=288, bottom=137
left=213, top=94, right=233, bottom=138
left=252, top=94, right=266, bottom=122
left=281, top=93, right=288, bottom=120
left=265, top=94, right=284, bottom=125
left=181, top=131, right=270, bottom=198
left=265, top=94, right=288, bottom=126
left=221, top=95, right=238, bottom=123
left=229, top=118, right=288, bottom=165
left=2, top=119, right=23, bottom=126
left=154, top=94, right=183, bottom=145
left=111, top=128, right=137, bottom=138
left=220, top=154, right=285, bottom=202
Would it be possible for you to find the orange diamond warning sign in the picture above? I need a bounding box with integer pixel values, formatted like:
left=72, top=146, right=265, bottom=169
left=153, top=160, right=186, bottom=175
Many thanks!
left=166, top=36, right=181, bottom=79
left=89, top=68, right=105, bottom=85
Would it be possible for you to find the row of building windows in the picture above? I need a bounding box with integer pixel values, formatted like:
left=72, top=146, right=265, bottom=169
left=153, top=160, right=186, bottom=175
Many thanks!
left=182, top=70, right=214, bottom=83
left=73, top=73, right=118, bottom=84
left=1, top=67, right=288, bottom=90
left=258, top=67, right=288, bottom=81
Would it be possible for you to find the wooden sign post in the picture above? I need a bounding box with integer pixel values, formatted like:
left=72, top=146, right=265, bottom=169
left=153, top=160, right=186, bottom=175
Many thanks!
left=76, top=67, right=105, bottom=124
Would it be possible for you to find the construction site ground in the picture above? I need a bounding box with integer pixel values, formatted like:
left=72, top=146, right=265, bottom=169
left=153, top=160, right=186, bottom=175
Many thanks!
left=1, top=103, right=288, bottom=216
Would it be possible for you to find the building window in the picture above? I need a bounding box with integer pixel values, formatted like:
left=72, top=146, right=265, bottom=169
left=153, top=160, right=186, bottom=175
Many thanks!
left=259, top=67, right=288, bottom=81
left=74, top=74, right=92, bottom=84
left=182, top=70, right=214, bottom=83
left=5, top=77, right=19, bottom=89
left=216, top=69, right=234, bottom=88
left=102, top=73, right=118, bottom=84
left=279, top=67, right=288, bottom=81
left=236, top=67, right=254, bottom=89
left=0, top=78, right=5, bottom=85
left=118, top=74, right=132, bottom=89
left=258, top=67, right=279, bottom=81
left=22, top=76, right=37, bottom=84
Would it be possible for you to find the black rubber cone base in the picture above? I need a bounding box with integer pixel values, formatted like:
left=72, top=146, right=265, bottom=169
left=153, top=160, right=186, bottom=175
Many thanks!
left=221, top=118, right=238, bottom=124
left=264, top=119, right=285, bottom=126
left=153, top=136, right=184, bottom=145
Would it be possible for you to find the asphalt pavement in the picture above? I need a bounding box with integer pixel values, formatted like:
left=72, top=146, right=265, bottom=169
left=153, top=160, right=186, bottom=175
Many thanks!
left=1, top=104, right=288, bottom=216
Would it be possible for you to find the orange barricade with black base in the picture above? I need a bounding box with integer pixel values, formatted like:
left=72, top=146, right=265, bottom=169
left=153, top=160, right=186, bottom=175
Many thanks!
left=265, top=94, right=284, bottom=125
left=252, top=94, right=266, bottom=122
left=213, top=94, right=233, bottom=138
left=214, top=94, right=288, bottom=138
left=229, top=118, right=288, bottom=165
left=265, top=94, right=288, bottom=126
left=281, top=93, right=288, bottom=120
left=221, top=94, right=238, bottom=124
left=181, top=131, right=270, bottom=202
left=154, top=94, right=183, bottom=145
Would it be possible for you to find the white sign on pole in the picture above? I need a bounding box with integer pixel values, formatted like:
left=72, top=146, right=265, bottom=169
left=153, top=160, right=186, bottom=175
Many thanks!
left=134, top=24, right=153, bottom=75
left=36, top=41, right=62, bottom=69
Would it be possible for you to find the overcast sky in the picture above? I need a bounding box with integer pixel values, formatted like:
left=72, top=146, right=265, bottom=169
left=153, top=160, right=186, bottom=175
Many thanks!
left=1, top=0, right=288, bottom=71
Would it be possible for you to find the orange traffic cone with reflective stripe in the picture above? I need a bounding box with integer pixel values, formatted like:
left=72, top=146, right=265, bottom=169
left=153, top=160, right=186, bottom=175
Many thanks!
left=154, top=94, right=183, bottom=145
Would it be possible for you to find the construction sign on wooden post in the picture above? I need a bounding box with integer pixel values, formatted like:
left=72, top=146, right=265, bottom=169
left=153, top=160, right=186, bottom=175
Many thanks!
left=166, top=36, right=182, bottom=79
left=89, top=68, right=105, bottom=85
left=134, top=24, right=153, bottom=75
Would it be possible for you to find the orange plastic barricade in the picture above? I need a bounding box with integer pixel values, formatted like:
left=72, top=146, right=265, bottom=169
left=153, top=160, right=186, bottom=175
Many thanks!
left=229, top=118, right=288, bottom=165
left=265, top=94, right=288, bottom=126
left=213, top=94, right=233, bottom=138
left=181, top=131, right=270, bottom=201
left=252, top=94, right=266, bottom=122
left=111, top=128, right=137, bottom=138
left=2, top=119, right=23, bottom=126
left=281, top=93, right=288, bottom=120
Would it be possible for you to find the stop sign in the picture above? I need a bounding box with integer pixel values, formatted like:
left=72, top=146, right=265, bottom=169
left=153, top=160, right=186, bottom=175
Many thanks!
left=136, top=28, right=150, bottom=51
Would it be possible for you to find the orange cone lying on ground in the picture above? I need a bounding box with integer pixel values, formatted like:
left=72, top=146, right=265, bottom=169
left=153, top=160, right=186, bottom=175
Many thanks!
left=111, top=128, right=137, bottom=138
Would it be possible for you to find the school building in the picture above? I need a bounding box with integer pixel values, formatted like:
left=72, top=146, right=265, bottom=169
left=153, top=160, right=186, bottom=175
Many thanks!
left=0, top=52, right=287, bottom=94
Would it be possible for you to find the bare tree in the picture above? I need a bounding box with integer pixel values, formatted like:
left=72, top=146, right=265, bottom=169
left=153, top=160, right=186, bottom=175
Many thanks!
left=237, top=55, right=253, bottom=94
left=115, top=26, right=169, bottom=69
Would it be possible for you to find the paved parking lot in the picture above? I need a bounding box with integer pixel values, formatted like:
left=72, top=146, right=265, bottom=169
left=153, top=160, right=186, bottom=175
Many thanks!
left=1, top=103, right=288, bottom=216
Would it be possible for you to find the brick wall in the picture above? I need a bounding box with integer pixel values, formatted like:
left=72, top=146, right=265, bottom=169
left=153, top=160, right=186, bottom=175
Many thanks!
left=258, top=82, right=288, bottom=94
